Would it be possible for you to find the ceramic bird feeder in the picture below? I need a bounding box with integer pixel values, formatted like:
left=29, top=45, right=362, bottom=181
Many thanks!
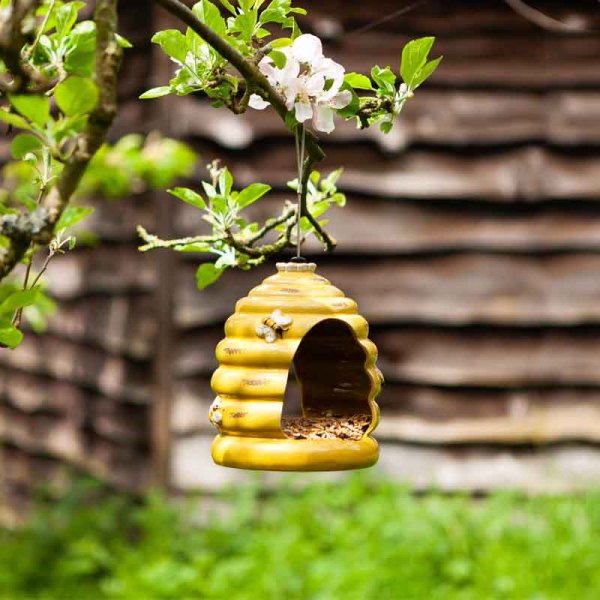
left=209, top=261, right=382, bottom=471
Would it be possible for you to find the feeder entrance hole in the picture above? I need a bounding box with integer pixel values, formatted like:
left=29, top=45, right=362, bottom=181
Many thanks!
left=281, top=318, right=373, bottom=440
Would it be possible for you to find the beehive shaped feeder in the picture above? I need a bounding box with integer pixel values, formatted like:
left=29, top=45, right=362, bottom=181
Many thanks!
left=209, top=261, right=382, bottom=471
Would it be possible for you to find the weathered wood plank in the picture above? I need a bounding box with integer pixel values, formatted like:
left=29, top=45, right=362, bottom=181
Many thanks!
left=325, top=34, right=600, bottom=89
left=171, top=434, right=600, bottom=493
left=42, top=295, right=155, bottom=359
left=0, top=368, right=85, bottom=415
left=175, top=254, right=600, bottom=328
left=373, top=327, right=600, bottom=387
left=85, top=194, right=155, bottom=242
left=189, top=145, right=600, bottom=202
left=170, top=91, right=600, bottom=150
left=174, top=194, right=600, bottom=253
left=40, top=245, right=155, bottom=300
left=307, top=0, right=599, bottom=36
left=0, top=336, right=151, bottom=402
left=0, top=403, right=85, bottom=464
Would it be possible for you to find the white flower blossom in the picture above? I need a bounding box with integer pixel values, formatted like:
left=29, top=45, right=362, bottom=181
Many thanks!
left=250, top=34, right=351, bottom=134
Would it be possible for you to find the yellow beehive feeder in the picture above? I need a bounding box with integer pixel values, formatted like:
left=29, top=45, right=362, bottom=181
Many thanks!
left=209, top=261, right=382, bottom=471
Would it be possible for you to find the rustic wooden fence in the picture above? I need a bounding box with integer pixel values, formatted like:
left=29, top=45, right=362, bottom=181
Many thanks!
left=2, top=0, right=600, bottom=520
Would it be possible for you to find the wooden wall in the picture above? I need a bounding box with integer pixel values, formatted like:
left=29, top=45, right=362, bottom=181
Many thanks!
left=2, top=0, right=600, bottom=518
left=166, top=0, right=600, bottom=493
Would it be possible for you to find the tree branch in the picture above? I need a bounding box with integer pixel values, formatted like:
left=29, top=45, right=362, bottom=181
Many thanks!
left=153, top=0, right=325, bottom=163
left=0, top=0, right=123, bottom=281
left=152, top=0, right=340, bottom=263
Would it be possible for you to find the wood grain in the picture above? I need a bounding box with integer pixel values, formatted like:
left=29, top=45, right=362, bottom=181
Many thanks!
left=175, top=254, right=600, bottom=327
left=170, top=91, right=600, bottom=151
left=373, top=327, right=600, bottom=387
left=188, top=144, right=600, bottom=202
left=0, top=336, right=150, bottom=402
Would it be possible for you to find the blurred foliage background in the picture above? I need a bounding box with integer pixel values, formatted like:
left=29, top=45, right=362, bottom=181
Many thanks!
left=1, top=474, right=599, bottom=599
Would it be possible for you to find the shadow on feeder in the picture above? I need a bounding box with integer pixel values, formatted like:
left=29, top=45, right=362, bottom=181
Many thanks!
left=281, top=319, right=373, bottom=441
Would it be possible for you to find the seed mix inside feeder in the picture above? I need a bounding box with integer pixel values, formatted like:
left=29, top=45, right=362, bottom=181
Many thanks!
left=209, top=261, right=383, bottom=471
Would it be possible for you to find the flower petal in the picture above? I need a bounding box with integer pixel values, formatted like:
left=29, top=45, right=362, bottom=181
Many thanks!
left=313, top=104, right=335, bottom=133
left=248, top=94, right=269, bottom=110
left=305, top=73, right=326, bottom=96
left=258, top=57, right=278, bottom=82
left=292, top=34, right=323, bottom=63
left=294, top=100, right=313, bottom=123
left=328, top=89, right=352, bottom=109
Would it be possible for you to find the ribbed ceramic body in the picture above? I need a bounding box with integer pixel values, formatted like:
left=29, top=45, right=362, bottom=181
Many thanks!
left=209, top=262, right=381, bottom=471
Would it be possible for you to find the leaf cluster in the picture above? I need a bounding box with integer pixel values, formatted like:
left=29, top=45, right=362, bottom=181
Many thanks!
left=139, top=161, right=345, bottom=289
left=342, top=37, right=442, bottom=132
left=142, top=0, right=306, bottom=105
left=0, top=282, right=55, bottom=348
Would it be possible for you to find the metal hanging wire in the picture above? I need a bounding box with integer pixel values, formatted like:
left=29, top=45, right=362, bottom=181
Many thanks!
left=294, top=124, right=306, bottom=259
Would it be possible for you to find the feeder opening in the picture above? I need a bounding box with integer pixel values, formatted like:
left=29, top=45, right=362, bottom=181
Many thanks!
left=281, top=318, right=372, bottom=440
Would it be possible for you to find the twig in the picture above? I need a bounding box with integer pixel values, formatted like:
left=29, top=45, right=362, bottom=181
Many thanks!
left=299, top=155, right=336, bottom=252
left=246, top=205, right=296, bottom=245
left=503, top=0, right=588, bottom=32
left=137, top=225, right=220, bottom=251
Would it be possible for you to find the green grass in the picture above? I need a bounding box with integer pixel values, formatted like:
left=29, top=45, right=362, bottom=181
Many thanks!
left=1, top=475, right=599, bottom=599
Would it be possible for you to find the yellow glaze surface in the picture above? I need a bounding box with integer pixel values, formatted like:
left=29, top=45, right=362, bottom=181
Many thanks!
left=210, top=262, right=381, bottom=471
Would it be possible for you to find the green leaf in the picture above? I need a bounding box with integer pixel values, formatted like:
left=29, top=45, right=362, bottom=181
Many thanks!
left=237, top=183, right=271, bottom=208
left=54, top=2, right=85, bottom=39
left=192, top=0, right=227, bottom=36
left=55, top=77, right=99, bottom=116
left=270, top=37, right=292, bottom=48
left=0, top=288, right=40, bottom=314
left=336, top=84, right=359, bottom=119
left=8, top=94, right=50, bottom=126
left=201, top=182, right=217, bottom=198
left=411, top=55, right=443, bottom=89
left=115, top=33, right=133, bottom=48
left=0, top=109, right=31, bottom=130
left=56, top=206, right=94, bottom=231
left=400, top=36, right=435, bottom=88
left=196, top=262, right=224, bottom=290
left=11, top=134, right=42, bottom=159
left=344, top=72, right=372, bottom=90
left=380, top=120, right=393, bottom=134
left=0, top=325, right=23, bottom=348
left=139, top=86, right=172, bottom=99
left=168, top=187, right=207, bottom=210
left=218, top=168, right=233, bottom=197
left=230, top=11, right=257, bottom=43
left=268, top=49, right=287, bottom=69
left=371, top=66, right=396, bottom=95
left=217, top=0, right=236, bottom=14
left=64, top=21, right=96, bottom=76
left=151, top=29, right=188, bottom=63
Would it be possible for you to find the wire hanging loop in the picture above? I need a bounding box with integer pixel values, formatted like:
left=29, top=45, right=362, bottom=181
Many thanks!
left=294, top=123, right=306, bottom=259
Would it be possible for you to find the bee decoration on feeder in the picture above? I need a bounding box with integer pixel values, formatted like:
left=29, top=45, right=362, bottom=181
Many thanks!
left=256, top=309, right=293, bottom=343
left=209, top=261, right=383, bottom=472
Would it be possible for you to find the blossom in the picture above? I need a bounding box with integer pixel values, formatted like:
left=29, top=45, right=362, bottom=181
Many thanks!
left=249, top=34, right=351, bottom=134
